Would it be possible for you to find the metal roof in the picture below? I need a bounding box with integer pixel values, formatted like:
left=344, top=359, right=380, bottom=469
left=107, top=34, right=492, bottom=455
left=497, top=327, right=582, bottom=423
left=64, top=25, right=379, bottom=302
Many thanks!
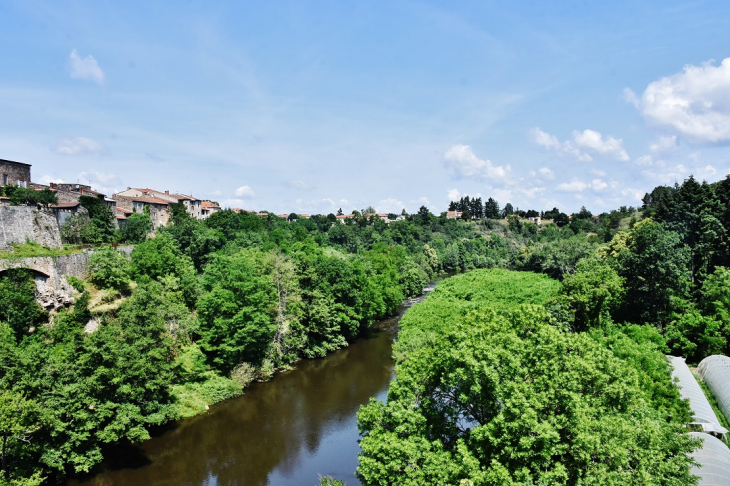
left=689, top=432, right=730, bottom=485
left=669, top=356, right=727, bottom=435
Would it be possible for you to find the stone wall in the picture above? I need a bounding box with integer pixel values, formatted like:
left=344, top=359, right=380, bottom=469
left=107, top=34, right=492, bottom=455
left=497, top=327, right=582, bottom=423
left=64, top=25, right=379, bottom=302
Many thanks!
left=0, top=159, right=31, bottom=187
left=0, top=246, right=133, bottom=311
left=0, top=206, right=63, bottom=251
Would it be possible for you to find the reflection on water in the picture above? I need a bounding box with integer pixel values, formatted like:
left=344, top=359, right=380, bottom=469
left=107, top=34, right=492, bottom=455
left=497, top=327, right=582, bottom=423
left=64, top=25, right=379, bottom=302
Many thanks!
left=68, top=292, right=430, bottom=486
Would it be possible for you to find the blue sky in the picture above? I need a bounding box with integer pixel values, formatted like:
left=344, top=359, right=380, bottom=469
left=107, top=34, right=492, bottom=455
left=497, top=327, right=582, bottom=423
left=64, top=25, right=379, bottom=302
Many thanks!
left=2, top=1, right=730, bottom=215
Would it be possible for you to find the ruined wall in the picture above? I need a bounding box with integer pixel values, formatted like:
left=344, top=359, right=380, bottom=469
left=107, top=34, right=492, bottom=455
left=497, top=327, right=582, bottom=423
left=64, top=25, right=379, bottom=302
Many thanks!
left=0, top=246, right=133, bottom=311
left=0, top=206, right=63, bottom=251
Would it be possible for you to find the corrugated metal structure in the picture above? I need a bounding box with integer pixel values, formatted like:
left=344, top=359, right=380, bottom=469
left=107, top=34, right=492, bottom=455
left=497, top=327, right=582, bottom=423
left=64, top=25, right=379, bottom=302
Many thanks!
left=689, top=432, right=730, bottom=485
left=698, top=355, right=730, bottom=427
left=669, top=356, right=728, bottom=435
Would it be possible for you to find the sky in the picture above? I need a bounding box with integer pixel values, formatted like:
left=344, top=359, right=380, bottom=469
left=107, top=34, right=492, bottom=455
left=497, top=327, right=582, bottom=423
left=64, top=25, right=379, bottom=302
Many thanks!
left=2, top=1, right=730, bottom=215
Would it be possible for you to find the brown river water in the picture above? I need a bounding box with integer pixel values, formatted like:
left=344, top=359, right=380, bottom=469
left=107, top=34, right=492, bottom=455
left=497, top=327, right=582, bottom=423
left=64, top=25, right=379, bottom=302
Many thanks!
left=67, top=287, right=434, bottom=486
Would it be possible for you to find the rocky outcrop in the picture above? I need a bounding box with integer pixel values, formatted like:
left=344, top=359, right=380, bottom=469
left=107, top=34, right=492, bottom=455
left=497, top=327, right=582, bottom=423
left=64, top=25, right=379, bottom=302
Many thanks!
left=0, top=206, right=62, bottom=251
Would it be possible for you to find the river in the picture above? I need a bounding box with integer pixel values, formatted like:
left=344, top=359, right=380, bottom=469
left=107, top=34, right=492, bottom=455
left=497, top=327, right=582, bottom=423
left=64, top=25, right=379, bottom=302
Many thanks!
left=67, top=286, right=435, bottom=486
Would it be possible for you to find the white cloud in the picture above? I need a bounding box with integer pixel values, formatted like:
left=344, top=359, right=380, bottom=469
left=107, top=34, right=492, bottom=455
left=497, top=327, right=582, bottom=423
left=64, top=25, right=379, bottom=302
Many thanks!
left=556, top=179, right=589, bottom=192
left=621, top=188, right=645, bottom=201
left=378, top=198, right=406, bottom=214
left=590, top=169, right=607, bottom=177
left=68, top=49, right=105, bottom=84
left=629, top=57, right=730, bottom=143
left=443, top=144, right=509, bottom=181
left=222, top=198, right=252, bottom=209
left=234, top=185, right=255, bottom=198
left=649, top=135, right=678, bottom=153
left=37, top=174, right=65, bottom=185
left=530, top=127, right=592, bottom=162
left=78, top=169, right=122, bottom=196
left=54, top=136, right=104, bottom=156
left=447, top=188, right=461, bottom=200
left=529, top=167, right=555, bottom=181
left=410, top=196, right=434, bottom=210
left=591, top=178, right=608, bottom=191
left=287, top=179, right=313, bottom=191
left=635, top=155, right=656, bottom=166
left=623, top=87, right=640, bottom=108
left=572, top=129, right=630, bottom=161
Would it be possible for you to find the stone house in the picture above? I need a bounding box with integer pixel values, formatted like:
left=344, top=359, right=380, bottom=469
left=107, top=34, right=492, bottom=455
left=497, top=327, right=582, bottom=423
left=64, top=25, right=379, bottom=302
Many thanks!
left=0, top=159, right=31, bottom=188
left=446, top=211, right=463, bottom=219
left=49, top=202, right=87, bottom=227
left=172, top=193, right=203, bottom=219
left=201, top=201, right=221, bottom=219
left=113, top=194, right=172, bottom=229
left=116, top=188, right=203, bottom=220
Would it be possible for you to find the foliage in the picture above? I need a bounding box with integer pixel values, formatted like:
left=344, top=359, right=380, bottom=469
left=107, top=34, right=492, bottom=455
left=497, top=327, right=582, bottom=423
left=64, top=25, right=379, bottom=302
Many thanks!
left=0, top=270, right=47, bottom=342
left=358, top=271, right=697, bottom=485
left=88, top=246, right=131, bottom=292
left=1, top=185, right=57, bottom=207
left=120, top=212, right=152, bottom=244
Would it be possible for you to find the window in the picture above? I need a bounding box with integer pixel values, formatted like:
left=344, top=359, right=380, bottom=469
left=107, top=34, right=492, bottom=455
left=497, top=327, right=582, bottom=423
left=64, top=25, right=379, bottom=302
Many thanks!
left=18, top=180, right=26, bottom=188
left=2, top=174, right=6, bottom=185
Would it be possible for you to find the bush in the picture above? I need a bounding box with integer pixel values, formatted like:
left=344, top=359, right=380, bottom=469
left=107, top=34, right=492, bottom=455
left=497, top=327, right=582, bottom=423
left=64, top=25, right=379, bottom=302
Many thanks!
left=88, top=247, right=131, bottom=292
left=230, top=362, right=257, bottom=388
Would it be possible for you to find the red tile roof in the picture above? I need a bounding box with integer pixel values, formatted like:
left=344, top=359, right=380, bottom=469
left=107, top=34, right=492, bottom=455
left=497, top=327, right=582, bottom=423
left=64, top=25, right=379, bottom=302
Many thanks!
left=116, top=207, right=133, bottom=214
left=172, top=193, right=199, bottom=201
left=201, top=201, right=220, bottom=209
left=117, top=195, right=171, bottom=205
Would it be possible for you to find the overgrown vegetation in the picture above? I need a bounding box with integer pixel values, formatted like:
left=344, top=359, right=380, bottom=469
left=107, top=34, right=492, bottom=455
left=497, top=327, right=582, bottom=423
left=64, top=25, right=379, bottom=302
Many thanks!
left=358, top=269, right=697, bottom=485
left=2, top=173, right=730, bottom=484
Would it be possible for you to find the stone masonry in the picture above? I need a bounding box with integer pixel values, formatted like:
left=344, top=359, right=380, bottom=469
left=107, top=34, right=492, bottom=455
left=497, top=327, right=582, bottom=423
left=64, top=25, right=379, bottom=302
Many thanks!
left=0, top=206, right=63, bottom=251
left=0, top=159, right=31, bottom=187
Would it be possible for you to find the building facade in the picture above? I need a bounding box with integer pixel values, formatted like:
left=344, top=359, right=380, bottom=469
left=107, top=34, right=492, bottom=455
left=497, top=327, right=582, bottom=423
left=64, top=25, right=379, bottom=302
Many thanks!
left=0, top=159, right=31, bottom=188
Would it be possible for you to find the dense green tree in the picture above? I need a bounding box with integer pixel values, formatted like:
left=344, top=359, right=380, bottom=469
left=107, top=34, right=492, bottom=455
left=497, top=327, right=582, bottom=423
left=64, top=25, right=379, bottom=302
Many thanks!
left=358, top=303, right=696, bottom=485
left=0, top=270, right=47, bottom=342
left=484, top=197, right=500, bottom=219
left=608, top=220, right=691, bottom=324
left=120, top=212, right=152, bottom=244
left=88, top=247, right=131, bottom=292
left=197, top=249, right=278, bottom=372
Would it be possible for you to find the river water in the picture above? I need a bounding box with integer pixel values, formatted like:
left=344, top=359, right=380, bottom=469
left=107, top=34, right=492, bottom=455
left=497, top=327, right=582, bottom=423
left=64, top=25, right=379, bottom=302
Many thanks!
left=68, top=288, right=434, bottom=486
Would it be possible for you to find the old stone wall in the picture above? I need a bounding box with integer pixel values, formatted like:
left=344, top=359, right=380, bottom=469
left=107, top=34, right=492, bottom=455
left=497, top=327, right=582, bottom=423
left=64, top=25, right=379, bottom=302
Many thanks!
left=0, top=246, right=133, bottom=311
left=0, top=206, right=63, bottom=251
left=0, top=160, right=31, bottom=187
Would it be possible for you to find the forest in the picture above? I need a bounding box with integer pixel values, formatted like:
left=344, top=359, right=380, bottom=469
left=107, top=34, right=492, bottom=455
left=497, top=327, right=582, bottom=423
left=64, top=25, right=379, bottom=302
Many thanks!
left=2, top=174, right=730, bottom=484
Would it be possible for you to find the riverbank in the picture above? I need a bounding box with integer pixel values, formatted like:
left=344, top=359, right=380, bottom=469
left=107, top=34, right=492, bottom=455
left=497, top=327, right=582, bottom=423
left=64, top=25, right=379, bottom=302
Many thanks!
left=66, top=282, right=439, bottom=486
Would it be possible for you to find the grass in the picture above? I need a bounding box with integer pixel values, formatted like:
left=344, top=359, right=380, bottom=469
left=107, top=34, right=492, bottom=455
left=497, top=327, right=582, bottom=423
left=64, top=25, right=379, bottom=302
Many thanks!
left=0, top=242, right=89, bottom=259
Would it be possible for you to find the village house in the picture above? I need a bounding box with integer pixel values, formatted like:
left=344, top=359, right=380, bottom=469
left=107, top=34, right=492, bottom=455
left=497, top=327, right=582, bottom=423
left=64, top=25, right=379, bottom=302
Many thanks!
left=172, top=193, right=203, bottom=219
left=446, top=210, right=463, bottom=219
left=201, top=201, right=221, bottom=219
left=0, top=159, right=31, bottom=188
left=113, top=192, right=172, bottom=229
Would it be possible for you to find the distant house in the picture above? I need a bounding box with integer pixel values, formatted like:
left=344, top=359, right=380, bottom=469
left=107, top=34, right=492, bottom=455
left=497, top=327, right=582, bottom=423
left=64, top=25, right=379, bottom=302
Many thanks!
left=446, top=211, right=463, bottom=219
left=172, top=193, right=203, bottom=219
left=49, top=202, right=85, bottom=227
left=113, top=192, right=173, bottom=229
left=0, top=159, right=31, bottom=188
left=335, top=214, right=355, bottom=223
left=115, top=207, right=133, bottom=227
left=201, top=201, right=221, bottom=219
left=529, top=216, right=541, bottom=225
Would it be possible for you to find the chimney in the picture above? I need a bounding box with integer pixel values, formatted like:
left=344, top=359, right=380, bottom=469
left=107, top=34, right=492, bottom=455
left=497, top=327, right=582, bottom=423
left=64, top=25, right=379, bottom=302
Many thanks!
left=165, top=190, right=169, bottom=195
